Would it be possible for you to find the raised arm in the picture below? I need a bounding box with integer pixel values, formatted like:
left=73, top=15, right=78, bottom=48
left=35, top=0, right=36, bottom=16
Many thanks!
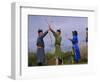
left=41, top=30, right=48, bottom=38
left=49, top=25, right=56, bottom=37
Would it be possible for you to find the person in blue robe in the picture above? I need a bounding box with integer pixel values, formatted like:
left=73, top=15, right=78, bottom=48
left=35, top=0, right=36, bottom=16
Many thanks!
left=69, top=31, right=81, bottom=63
left=36, top=29, right=49, bottom=66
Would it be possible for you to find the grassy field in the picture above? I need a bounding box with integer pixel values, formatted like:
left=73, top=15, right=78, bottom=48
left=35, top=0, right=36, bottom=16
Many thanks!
left=28, top=45, right=88, bottom=66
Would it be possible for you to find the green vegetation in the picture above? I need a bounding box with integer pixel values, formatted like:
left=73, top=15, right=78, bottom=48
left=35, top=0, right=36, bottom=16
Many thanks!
left=28, top=53, right=37, bottom=66
left=28, top=50, right=88, bottom=66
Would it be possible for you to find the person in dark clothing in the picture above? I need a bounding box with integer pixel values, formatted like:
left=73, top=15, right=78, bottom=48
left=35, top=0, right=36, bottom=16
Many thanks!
left=36, top=29, right=49, bottom=66
left=86, top=27, right=88, bottom=43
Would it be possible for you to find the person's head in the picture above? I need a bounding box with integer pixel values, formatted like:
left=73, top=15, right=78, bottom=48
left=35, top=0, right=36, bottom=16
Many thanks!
left=56, top=29, right=61, bottom=35
left=86, top=27, right=88, bottom=33
left=86, top=27, right=88, bottom=31
left=38, top=29, right=43, bottom=36
left=72, top=30, right=78, bottom=36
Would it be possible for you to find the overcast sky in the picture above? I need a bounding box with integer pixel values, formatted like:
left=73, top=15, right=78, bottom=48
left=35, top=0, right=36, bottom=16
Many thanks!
left=28, top=15, right=88, bottom=53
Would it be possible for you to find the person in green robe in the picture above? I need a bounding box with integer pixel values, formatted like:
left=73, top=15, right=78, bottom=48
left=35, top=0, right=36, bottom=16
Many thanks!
left=49, top=26, right=63, bottom=65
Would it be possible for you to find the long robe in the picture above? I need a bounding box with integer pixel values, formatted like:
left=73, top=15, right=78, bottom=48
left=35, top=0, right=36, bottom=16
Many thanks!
left=50, top=29, right=62, bottom=58
left=71, top=35, right=81, bottom=62
left=36, top=31, right=48, bottom=64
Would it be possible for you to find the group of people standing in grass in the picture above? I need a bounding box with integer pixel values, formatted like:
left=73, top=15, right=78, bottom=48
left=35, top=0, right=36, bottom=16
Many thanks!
left=36, top=25, right=87, bottom=66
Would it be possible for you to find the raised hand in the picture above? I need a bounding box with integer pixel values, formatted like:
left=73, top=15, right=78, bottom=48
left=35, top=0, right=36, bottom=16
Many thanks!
left=49, top=25, right=52, bottom=31
left=66, top=34, right=71, bottom=40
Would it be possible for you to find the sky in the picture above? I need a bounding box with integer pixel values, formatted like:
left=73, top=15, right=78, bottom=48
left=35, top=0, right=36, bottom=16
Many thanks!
left=28, top=15, right=88, bottom=53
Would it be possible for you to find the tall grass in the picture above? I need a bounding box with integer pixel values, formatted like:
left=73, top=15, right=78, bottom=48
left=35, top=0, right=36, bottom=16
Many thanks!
left=28, top=45, right=88, bottom=66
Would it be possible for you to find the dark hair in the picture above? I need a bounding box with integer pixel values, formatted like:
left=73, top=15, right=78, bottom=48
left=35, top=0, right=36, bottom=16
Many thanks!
left=38, top=29, right=43, bottom=33
left=72, top=30, right=78, bottom=36
left=86, top=28, right=88, bottom=31
left=57, top=29, right=61, bottom=33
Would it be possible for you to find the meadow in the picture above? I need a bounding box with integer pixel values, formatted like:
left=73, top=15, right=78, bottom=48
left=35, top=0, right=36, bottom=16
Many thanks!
left=28, top=44, right=88, bottom=66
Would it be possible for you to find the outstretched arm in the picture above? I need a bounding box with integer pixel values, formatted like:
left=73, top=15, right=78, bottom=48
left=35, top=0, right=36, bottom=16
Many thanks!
left=66, top=35, right=73, bottom=42
left=68, top=38, right=73, bottom=42
left=68, top=37, right=77, bottom=44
